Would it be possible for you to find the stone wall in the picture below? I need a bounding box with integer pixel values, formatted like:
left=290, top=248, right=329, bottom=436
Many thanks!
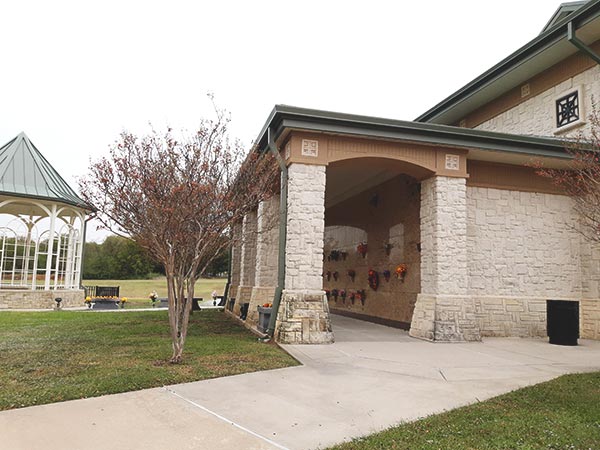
left=410, top=176, right=481, bottom=342
left=323, top=175, right=420, bottom=326
left=466, top=185, right=600, bottom=339
left=0, top=289, right=85, bottom=309
left=475, top=65, right=599, bottom=137
left=276, top=163, right=333, bottom=344
left=247, top=196, right=280, bottom=327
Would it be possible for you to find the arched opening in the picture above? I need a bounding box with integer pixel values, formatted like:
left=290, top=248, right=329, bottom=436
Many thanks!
left=324, top=157, right=432, bottom=329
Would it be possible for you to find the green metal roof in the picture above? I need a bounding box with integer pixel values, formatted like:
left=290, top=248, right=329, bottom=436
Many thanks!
left=416, top=0, right=600, bottom=124
left=0, top=133, right=93, bottom=210
left=256, top=104, right=572, bottom=160
left=541, top=1, right=588, bottom=33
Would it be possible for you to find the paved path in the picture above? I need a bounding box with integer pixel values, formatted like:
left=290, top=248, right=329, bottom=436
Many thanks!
left=2, top=314, right=600, bottom=450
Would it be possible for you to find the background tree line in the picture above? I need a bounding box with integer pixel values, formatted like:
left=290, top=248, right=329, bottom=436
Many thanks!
left=83, top=236, right=229, bottom=280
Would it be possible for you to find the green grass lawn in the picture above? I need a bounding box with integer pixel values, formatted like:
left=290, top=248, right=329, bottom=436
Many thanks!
left=329, top=371, right=600, bottom=450
left=0, top=310, right=298, bottom=411
left=83, top=277, right=227, bottom=308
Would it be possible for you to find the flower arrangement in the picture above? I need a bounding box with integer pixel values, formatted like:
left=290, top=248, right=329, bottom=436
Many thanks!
left=357, top=242, right=368, bottom=258
left=325, top=289, right=331, bottom=300
left=368, top=269, right=379, bottom=291
left=349, top=291, right=356, bottom=305
left=328, top=250, right=341, bottom=261
left=84, top=296, right=92, bottom=308
left=347, top=269, right=356, bottom=282
left=356, top=289, right=366, bottom=305
left=119, top=297, right=128, bottom=308
left=339, top=289, right=347, bottom=303
left=326, top=271, right=332, bottom=281
left=262, top=302, right=273, bottom=308
left=331, top=289, right=339, bottom=301
left=333, top=271, right=339, bottom=281
left=395, top=264, right=408, bottom=282
left=149, top=291, right=159, bottom=307
left=383, top=270, right=391, bottom=282
left=340, top=251, right=348, bottom=261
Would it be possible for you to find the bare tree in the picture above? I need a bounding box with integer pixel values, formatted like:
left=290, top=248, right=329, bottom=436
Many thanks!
left=536, top=107, right=600, bottom=242
left=80, top=108, right=277, bottom=363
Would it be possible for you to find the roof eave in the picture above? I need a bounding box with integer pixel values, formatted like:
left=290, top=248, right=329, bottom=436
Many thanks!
left=415, top=0, right=600, bottom=124
left=255, top=105, right=571, bottom=161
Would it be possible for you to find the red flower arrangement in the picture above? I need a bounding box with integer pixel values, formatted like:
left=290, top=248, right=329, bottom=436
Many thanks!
left=333, top=271, right=339, bottom=281
left=356, top=289, right=366, bottom=305
left=331, top=289, right=339, bottom=301
left=395, top=264, right=408, bottom=282
left=340, top=289, right=347, bottom=303
left=357, top=242, right=368, bottom=258
left=347, top=269, right=356, bottom=282
left=368, top=269, right=379, bottom=291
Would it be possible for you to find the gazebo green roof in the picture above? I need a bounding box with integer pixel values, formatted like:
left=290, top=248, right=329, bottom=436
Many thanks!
left=0, top=132, right=92, bottom=210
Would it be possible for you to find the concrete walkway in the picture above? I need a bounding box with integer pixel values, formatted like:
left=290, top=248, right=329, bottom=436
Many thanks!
left=2, top=314, right=600, bottom=450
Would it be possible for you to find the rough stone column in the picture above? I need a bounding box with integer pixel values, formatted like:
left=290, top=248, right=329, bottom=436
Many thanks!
left=409, top=176, right=481, bottom=342
left=247, top=196, right=280, bottom=327
left=275, top=163, right=334, bottom=344
left=236, top=210, right=257, bottom=316
left=227, top=221, right=243, bottom=314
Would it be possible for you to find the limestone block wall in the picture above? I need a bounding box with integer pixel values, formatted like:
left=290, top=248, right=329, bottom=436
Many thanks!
left=323, top=175, right=421, bottom=326
left=0, top=290, right=85, bottom=309
left=247, top=196, right=280, bottom=327
left=284, top=164, right=326, bottom=291
left=466, top=186, right=600, bottom=339
left=240, top=211, right=258, bottom=287
left=475, top=65, right=599, bottom=138
left=276, top=163, right=333, bottom=344
left=410, top=176, right=481, bottom=342
left=467, top=187, right=581, bottom=298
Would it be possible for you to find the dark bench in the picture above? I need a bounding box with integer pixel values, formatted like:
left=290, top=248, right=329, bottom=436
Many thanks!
left=92, top=299, right=120, bottom=310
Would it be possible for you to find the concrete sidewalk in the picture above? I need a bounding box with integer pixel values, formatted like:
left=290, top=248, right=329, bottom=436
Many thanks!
left=2, top=314, right=600, bottom=450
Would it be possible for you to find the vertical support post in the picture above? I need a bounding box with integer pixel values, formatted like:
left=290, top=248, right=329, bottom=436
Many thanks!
left=409, top=176, right=480, bottom=342
left=44, top=205, right=57, bottom=290
left=275, top=163, right=333, bottom=344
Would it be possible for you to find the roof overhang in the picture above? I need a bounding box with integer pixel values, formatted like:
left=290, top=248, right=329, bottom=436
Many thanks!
left=415, top=0, right=600, bottom=125
left=256, top=105, right=573, bottom=166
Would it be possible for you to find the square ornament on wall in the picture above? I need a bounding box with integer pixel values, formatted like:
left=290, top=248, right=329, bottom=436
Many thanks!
left=301, top=139, right=319, bottom=157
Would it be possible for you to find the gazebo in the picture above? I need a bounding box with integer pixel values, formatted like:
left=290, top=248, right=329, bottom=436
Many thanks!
left=0, top=133, right=93, bottom=309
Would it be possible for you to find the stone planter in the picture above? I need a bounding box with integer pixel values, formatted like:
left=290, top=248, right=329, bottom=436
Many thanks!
left=257, top=306, right=272, bottom=333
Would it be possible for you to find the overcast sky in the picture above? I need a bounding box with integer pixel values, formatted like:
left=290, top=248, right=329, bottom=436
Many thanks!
left=0, top=0, right=566, bottom=241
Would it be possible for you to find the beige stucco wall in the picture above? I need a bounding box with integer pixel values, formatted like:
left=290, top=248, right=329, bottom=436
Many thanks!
left=474, top=65, right=599, bottom=137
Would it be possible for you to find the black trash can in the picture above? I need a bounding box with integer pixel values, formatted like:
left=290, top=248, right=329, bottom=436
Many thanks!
left=240, top=303, right=250, bottom=320
left=547, top=300, right=579, bottom=346
left=227, top=298, right=235, bottom=312
left=257, top=306, right=272, bottom=333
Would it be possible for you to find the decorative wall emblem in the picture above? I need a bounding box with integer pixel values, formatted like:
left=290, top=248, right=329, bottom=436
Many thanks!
left=285, top=142, right=291, bottom=159
left=445, top=154, right=460, bottom=171
left=301, top=139, right=319, bottom=157
left=521, top=83, right=530, bottom=98
left=556, top=91, right=579, bottom=128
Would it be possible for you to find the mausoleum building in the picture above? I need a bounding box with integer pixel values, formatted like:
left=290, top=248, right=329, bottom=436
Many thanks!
left=226, top=0, right=600, bottom=343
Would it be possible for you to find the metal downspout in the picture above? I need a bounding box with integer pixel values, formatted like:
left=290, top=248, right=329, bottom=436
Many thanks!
left=265, top=127, right=288, bottom=338
left=568, top=21, right=600, bottom=65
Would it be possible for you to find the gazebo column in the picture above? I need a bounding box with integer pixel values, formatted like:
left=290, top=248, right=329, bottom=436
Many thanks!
left=228, top=221, right=242, bottom=313
left=410, top=176, right=481, bottom=342
left=236, top=210, right=258, bottom=316
left=275, top=163, right=333, bottom=344
left=247, top=196, right=279, bottom=327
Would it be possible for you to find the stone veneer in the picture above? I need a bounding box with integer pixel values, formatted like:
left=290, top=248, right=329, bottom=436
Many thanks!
left=410, top=176, right=481, bottom=342
left=475, top=65, right=599, bottom=137
left=275, top=163, right=333, bottom=344
left=0, top=290, right=85, bottom=309
left=466, top=186, right=600, bottom=339
left=236, top=211, right=257, bottom=316
left=247, top=196, right=279, bottom=327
